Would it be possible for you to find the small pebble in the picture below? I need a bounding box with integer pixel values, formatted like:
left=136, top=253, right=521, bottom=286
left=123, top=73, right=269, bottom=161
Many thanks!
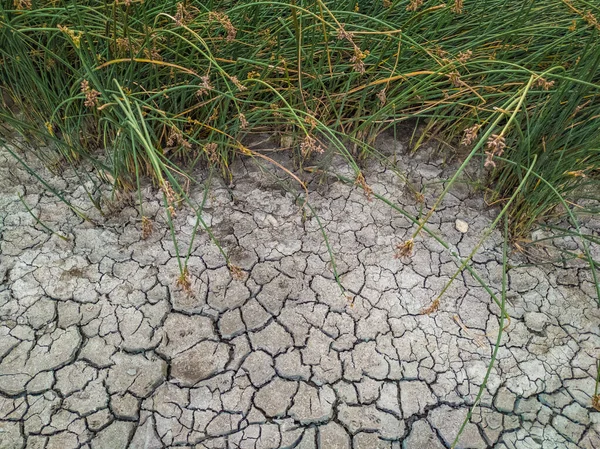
left=127, top=369, right=137, bottom=376
left=455, top=219, right=469, bottom=233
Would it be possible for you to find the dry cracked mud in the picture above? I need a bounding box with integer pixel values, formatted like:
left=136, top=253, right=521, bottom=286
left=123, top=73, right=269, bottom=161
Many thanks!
left=0, top=134, right=599, bottom=449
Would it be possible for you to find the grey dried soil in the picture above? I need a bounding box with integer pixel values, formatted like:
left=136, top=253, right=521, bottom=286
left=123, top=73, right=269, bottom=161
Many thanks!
left=0, top=134, right=599, bottom=448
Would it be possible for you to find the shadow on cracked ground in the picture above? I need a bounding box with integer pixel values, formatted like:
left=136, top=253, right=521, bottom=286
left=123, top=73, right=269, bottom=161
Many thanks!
left=0, top=133, right=599, bottom=449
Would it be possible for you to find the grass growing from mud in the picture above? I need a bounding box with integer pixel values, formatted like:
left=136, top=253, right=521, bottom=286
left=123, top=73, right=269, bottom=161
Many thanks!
left=1, top=1, right=600, bottom=445
left=1, top=0, right=599, bottom=233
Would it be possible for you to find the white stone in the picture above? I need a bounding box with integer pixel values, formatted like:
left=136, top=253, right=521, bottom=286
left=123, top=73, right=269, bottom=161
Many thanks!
left=455, top=219, right=469, bottom=233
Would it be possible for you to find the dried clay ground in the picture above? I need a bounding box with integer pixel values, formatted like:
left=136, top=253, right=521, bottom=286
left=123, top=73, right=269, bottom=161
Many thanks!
left=0, top=134, right=599, bottom=449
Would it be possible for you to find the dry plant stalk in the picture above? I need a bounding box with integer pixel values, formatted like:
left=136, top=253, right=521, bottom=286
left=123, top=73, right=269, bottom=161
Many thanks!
left=354, top=173, right=373, bottom=201
left=176, top=267, right=192, bottom=293
left=141, top=216, right=153, bottom=239
left=229, top=264, right=245, bottom=280
left=421, top=298, right=440, bottom=315
left=421, top=298, right=440, bottom=314
left=566, top=170, right=587, bottom=178
left=345, top=294, right=355, bottom=307
left=453, top=315, right=487, bottom=347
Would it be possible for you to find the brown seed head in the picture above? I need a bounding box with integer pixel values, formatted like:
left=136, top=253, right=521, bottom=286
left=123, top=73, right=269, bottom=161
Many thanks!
left=457, top=50, right=472, bottom=64
left=14, top=0, right=32, bottom=10
left=584, top=11, right=600, bottom=30
left=534, top=77, right=555, bottom=90
left=448, top=71, right=462, bottom=88
left=58, top=25, right=82, bottom=48
left=486, top=134, right=506, bottom=154
left=377, top=88, right=387, bottom=106
left=484, top=134, right=506, bottom=168
left=406, top=0, right=423, bottom=11
left=175, top=2, right=193, bottom=26
left=350, top=47, right=369, bottom=74
left=204, top=142, right=219, bottom=164
left=337, top=24, right=354, bottom=43
left=209, top=11, right=237, bottom=41
left=433, top=46, right=449, bottom=59
left=196, top=74, right=213, bottom=97
left=395, top=239, right=414, bottom=259
left=81, top=80, right=100, bottom=108
left=484, top=152, right=496, bottom=168
left=461, top=124, right=481, bottom=146
left=162, top=181, right=178, bottom=217
left=143, top=48, right=162, bottom=61
left=239, top=113, right=249, bottom=129
left=451, top=0, right=463, bottom=14
left=300, top=135, right=324, bottom=157
left=166, top=127, right=192, bottom=151
left=229, top=75, right=247, bottom=91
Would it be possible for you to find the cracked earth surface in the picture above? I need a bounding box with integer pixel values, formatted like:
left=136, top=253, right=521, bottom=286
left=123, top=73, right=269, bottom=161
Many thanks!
left=0, top=134, right=599, bottom=449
